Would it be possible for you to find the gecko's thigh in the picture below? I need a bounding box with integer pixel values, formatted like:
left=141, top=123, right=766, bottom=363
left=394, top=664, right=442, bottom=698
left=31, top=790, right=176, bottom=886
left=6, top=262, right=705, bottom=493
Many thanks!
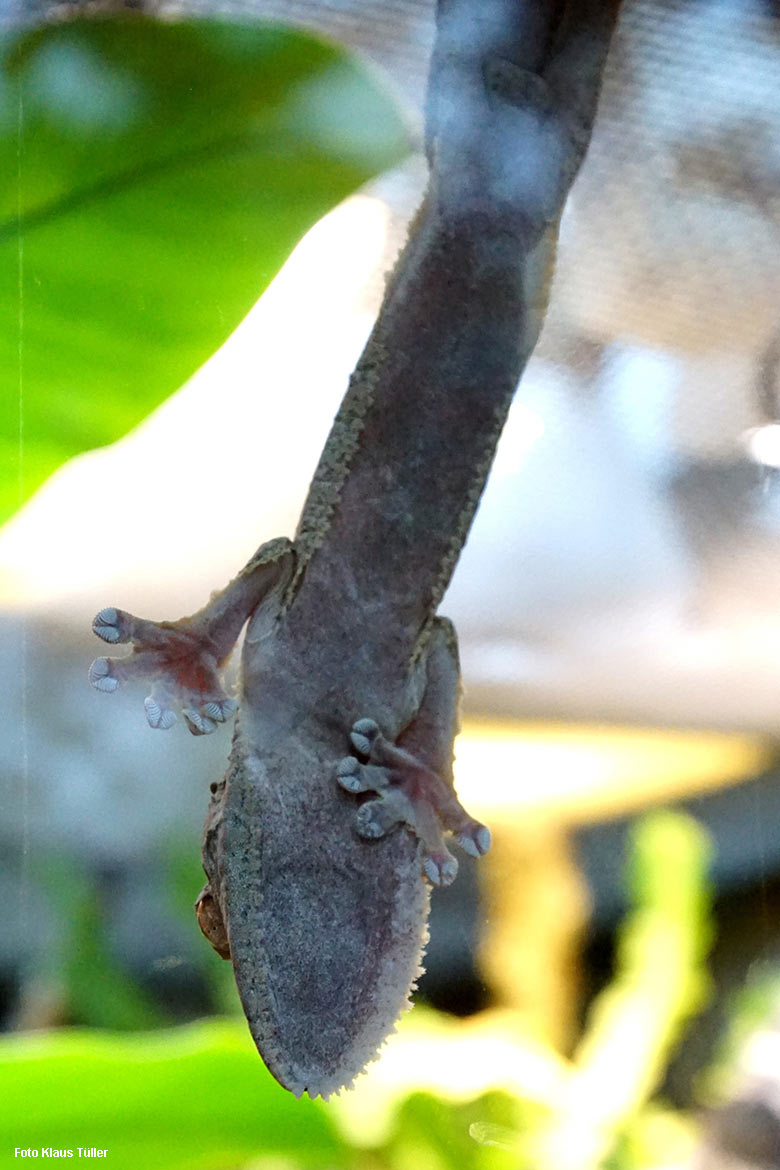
left=397, top=616, right=462, bottom=784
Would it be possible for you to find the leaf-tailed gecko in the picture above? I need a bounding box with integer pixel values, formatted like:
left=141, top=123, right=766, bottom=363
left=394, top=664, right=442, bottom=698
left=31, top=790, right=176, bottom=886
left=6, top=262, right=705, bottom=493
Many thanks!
left=89, top=0, right=619, bottom=1098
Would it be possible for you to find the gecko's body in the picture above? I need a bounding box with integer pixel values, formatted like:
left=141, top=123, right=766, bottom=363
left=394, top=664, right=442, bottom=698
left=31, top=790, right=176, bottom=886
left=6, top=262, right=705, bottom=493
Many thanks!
left=201, top=212, right=552, bottom=1096
left=90, top=0, right=619, bottom=1098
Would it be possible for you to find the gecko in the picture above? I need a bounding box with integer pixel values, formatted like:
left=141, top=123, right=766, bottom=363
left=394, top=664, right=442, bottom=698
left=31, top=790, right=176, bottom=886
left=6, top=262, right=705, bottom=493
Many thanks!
left=89, top=0, right=619, bottom=1098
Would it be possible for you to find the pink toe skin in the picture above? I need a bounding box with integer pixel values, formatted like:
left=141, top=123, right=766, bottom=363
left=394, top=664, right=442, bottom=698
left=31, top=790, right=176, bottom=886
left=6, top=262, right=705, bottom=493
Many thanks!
left=137, top=629, right=224, bottom=711
left=164, top=646, right=218, bottom=695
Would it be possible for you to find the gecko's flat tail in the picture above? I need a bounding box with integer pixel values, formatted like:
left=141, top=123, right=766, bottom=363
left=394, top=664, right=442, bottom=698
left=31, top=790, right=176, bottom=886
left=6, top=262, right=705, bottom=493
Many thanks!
left=240, top=897, right=429, bottom=1098
left=213, top=733, right=433, bottom=1098
left=254, top=954, right=423, bottom=1101
left=225, top=838, right=431, bottom=1098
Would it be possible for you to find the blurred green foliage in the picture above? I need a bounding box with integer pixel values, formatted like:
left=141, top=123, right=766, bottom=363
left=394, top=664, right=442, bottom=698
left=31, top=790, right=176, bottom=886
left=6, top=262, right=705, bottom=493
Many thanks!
left=471, top=811, right=713, bottom=1170
left=0, top=1021, right=344, bottom=1169
left=46, top=853, right=165, bottom=1031
left=0, top=14, right=408, bottom=522
left=0, top=810, right=719, bottom=1170
left=20, top=843, right=237, bottom=1031
left=382, top=1090, right=525, bottom=1170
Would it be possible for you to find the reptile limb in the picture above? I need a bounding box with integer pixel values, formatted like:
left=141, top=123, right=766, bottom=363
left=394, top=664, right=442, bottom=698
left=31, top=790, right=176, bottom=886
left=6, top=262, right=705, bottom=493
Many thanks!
left=337, top=618, right=490, bottom=886
left=90, top=538, right=293, bottom=734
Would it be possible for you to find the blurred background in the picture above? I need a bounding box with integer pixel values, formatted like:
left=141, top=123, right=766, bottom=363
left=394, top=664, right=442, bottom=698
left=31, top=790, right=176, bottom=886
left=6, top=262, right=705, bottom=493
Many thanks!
left=1, top=0, right=780, bottom=1166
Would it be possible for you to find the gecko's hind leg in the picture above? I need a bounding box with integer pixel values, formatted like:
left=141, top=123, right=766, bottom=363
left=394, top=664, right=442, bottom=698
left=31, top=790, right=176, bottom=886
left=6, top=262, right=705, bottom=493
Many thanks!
left=89, top=538, right=293, bottom=734
left=337, top=618, right=490, bottom=886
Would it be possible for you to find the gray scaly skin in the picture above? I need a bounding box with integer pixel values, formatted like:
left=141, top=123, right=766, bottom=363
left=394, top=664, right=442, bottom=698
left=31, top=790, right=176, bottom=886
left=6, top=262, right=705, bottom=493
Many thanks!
left=89, top=0, right=620, bottom=1098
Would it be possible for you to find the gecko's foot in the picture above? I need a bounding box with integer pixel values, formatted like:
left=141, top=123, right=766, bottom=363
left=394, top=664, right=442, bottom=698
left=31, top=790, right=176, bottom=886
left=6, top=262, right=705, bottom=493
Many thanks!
left=144, top=693, right=177, bottom=731
left=337, top=718, right=490, bottom=887
left=92, top=607, right=128, bottom=644
left=88, top=656, right=120, bottom=692
left=89, top=607, right=236, bottom=735
left=182, top=697, right=238, bottom=736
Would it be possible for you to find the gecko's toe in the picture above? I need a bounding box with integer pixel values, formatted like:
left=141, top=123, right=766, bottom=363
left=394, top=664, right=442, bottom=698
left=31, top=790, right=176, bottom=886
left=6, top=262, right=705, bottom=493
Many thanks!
left=89, top=564, right=276, bottom=741
left=338, top=715, right=490, bottom=888
left=88, top=657, right=120, bottom=693
left=354, top=793, right=408, bottom=840
left=337, top=758, right=391, bottom=795
left=336, top=757, right=362, bottom=792
left=355, top=800, right=390, bottom=839
left=201, top=697, right=238, bottom=723
left=350, top=718, right=380, bottom=756
left=183, top=708, right=218, bottom=736
left=423, top=851, right=459, bottom=887
left=144, top=695, right=177, bottom=730
left=92, top=607, right=129, bottom=644
left=456, top=822, right=492, bottom=858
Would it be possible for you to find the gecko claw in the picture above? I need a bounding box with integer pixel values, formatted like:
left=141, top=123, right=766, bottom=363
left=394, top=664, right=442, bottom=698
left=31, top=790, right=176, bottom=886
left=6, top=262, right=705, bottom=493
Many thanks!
left=144, top=695, right=177, bottom=730
left=88, top=657, right=119, bottom=692
left=457, top=823, right=492, bottom=858
left=92, top=607, right=129, bottom=644
left=350, top=718, right=380, bottom=756
left=422, top=852, right=459, bottom=887
left=355, top=799, right=396, bottom=839
left=183, top=708, right=218, bottom=736
left=202, top=698, right=238, bottom=723
left=336, top=756, right=363, bottom=792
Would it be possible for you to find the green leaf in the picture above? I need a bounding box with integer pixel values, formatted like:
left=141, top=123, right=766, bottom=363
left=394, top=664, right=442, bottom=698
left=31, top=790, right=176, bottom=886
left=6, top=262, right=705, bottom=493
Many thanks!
left=383, top=1091, right=523, bottom=1170
left=0, top=16, right=408, bottom=523
left=0, top=1020, right=350, bottom=1168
